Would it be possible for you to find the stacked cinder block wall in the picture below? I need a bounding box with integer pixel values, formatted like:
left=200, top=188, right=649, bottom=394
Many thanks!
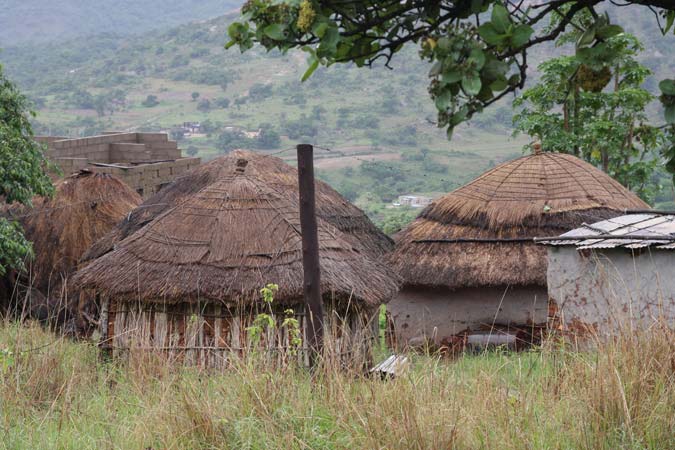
left=36, top=132, right=200, bottom=198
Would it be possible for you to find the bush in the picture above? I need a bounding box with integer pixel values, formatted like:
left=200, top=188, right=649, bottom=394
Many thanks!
left=217, top=129, right=251, bottom=152
left=283, top=116, right=318, bottom=140
left=170, top=54, right=190, bottom=68
left=214, top=97, right=230, bottom=109
left=199, top=119, right=219, bottom=134
left=233, top=96, right=247, bottom=109
left=383, top=125, right=417, bottom=146
left=284, top=92, right=306, bottom=106
left=142, top=95, right=159, bottom=107
left=185, top=68, right=234, bottom=87
left=170, top=129, right=185, bottom=141
left=248, top=83, right=273, bottom=102
left=256, top=124, right=281, bottom=149
left=196, top=98, right=211, bottom=112
left=69, top=89, right=95, bottom=109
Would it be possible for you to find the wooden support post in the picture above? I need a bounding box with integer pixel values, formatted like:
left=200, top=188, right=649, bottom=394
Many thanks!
left=297, top=144, right=324, bottom=367
left=98, top=295, right=112, bottom=361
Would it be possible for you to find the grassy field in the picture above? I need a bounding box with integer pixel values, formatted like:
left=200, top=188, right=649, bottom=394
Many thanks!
left=1, top=321, right=674, bottom=449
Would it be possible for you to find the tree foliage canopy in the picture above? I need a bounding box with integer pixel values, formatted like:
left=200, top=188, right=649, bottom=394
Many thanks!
left=0, top=64, right=54, bottom=275
left=513, top=32, right=662, bottom=201
left=227, top=0, right=675, bottom=175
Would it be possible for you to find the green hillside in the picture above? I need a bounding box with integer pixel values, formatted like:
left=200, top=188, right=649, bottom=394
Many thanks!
left=1, top=7, right=673, bottom=228
left=1, top=13, right=529, bottom=227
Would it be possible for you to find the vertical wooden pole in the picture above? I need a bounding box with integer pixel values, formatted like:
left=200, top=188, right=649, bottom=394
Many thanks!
left=98, top=295, right=112, bottom=361
left=297, top=144, right=324, bottom=367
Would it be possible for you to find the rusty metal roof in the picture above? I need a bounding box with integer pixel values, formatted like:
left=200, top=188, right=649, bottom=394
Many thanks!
left=537, top=213, right=675, bottom=250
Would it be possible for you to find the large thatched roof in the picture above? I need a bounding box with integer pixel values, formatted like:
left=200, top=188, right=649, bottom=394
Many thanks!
left=2, top=171, right=142, bottom=293
left=73, top=165, right=399, bottom=308
left=83, top=150, right=392, bottom=262
left=389, top=151, right=649, bottom=289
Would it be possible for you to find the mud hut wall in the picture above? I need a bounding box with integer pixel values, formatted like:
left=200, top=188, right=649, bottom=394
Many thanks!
left=547, top=247, right=675, bottom=335
left=388, top=285, right=549, bottom=345
left=105, top=298, right=377, bottom=368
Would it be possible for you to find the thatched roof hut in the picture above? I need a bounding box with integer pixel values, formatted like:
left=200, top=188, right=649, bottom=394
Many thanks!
left=73, top=160, right=398, bottom=367
left=3, top=170, right=142, bottom=294
left=387, top=150, right=649, bottom=347
left=390, top=151, right=648, bottom=288
left=84, top=150, right=393, bottom=262
left=74, top=169, right=397, bottom=306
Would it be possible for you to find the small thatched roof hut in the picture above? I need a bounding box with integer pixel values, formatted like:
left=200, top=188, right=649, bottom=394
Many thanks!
left=75, top=172, right=397, bottom=306
left=84, top=150, right=393, bottom=262
left=387, top=150, right=649, bottom=347
left=74, top=160, right=399, bottom=367
left=3, top=170, right=142, bottom=294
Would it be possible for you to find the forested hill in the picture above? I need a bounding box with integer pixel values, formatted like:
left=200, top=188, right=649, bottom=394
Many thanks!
left=1, top=5, right=674, bottom=225
left=0, top=0, right=241, bottom=45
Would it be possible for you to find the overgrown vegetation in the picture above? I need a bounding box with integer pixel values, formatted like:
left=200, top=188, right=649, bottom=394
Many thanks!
left=1, top=321, right=674, bottom=449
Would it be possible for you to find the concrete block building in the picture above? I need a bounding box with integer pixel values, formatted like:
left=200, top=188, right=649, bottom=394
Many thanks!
left=36, top=132, right=200, bottom=198
left=541, top=213, right=675, bottom=337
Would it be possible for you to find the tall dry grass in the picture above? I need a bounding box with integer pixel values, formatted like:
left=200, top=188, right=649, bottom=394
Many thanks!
left=1, top=319, right=674, bottom=449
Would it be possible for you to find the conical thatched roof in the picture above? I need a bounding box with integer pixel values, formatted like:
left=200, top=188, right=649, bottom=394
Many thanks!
left=73, top=165, right=399, bottom=308
left=389, top=152, right=649, bottom=289
left=83, top=150, right=393, bottom=262
left=2, top=171, right=142, bottom=293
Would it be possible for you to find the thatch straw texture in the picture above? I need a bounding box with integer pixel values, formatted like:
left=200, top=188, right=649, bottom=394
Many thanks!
left=389, top=152, right=649, bottom=288
left=84, top=150, right=392, bottom=262
left=73, top=169, right=399, bottom=308
left=2, top=171, right=141, bottom=293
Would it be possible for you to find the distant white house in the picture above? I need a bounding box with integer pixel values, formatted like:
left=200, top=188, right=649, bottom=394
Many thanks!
left=182, top=122, right=201, bottom=134
left=396, top=195, right=433, bottom=208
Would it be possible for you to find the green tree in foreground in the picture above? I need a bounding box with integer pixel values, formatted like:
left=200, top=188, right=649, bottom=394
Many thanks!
left=226, top=1, right=675, bottom=174
left=0, top=64, right=54, bottom=275
left=513, top=32, right=663, bottom=201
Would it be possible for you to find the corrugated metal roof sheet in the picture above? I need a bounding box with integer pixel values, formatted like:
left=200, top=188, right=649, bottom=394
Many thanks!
left=538, top=213, right=675, bottom=250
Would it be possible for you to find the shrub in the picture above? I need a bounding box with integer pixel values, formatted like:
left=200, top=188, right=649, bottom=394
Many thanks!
left=196, top=98, right=211, bottom=112
left=142, top=95, right=159, bottom=107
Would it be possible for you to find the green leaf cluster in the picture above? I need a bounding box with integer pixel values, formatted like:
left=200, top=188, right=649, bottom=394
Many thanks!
left=658, top=79, right=675, bottom=182
left=477, top=4, right=534, bottom=49
left=0, top=64, right=54, bottom=275
left=225, top=0, right=675, bottom=145
left=246, top=283, right=302, bottom=354
left=660, top=79, right=675, bottom=124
